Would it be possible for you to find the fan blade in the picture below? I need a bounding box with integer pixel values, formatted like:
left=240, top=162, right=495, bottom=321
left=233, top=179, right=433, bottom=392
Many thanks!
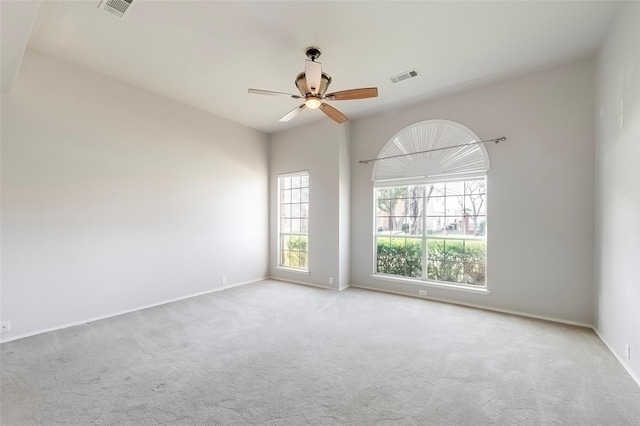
left=319, top=103, right=348, bottom=124
left=325, top=87, right=378, bottom=101
left=279, top=104, right=306, bottom=122
left=248, top=88, right=302, bottom=99
left=305, top=60, right=322, bottom=94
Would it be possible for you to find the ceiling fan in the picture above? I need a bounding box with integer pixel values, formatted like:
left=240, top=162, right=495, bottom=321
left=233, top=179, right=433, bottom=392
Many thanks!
left=248, top=47, right=378, bottom=124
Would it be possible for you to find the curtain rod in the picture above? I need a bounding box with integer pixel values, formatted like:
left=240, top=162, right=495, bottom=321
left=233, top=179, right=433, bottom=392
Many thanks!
left=358, top=137, right=506, bottom=165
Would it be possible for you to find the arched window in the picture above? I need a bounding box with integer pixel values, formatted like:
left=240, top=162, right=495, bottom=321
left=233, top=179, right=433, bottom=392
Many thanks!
left=373, top=120, right=489, bottom=288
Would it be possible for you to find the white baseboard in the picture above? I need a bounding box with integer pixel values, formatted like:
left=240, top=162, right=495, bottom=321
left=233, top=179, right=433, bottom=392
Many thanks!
left=267, top=276, right=334, bottom=290
left=350, top=283, right=593, bottom=328
left=592, top=327, right=640, bottom=388
left=0, top=277, right=267, bottom=344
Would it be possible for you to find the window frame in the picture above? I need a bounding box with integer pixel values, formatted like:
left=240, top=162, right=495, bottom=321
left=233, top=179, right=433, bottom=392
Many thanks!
left=276, top=170, right=310, bottom=274
left=372, top=174, right=489, bottom=294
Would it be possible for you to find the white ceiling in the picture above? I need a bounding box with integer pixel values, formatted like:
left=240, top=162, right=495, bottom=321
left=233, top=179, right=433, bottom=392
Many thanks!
left=0, top=0, right=40, bottom=93
left=10, top=1, right=624, bottom=133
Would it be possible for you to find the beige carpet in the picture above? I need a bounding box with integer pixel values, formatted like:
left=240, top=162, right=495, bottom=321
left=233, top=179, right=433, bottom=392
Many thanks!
left=1, top=280, right=639, bottom=425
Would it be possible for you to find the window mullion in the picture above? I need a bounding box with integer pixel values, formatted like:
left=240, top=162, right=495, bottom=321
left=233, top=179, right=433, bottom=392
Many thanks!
left=422, top=185, right=427, bottom=281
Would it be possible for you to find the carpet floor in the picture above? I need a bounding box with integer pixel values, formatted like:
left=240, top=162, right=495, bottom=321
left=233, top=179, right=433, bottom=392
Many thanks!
left=1, top=280, right=639, bottom=425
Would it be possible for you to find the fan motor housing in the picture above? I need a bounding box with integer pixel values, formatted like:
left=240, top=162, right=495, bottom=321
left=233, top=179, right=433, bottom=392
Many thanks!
left=305, top=46, right=322, bottom=61
left=295, top=72, right=332, bottom=96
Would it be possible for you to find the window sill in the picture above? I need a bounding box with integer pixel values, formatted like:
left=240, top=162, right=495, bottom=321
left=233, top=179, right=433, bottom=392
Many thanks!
left=369, top=274, right=491, bottom=295
left=275, top=266, right=310, bottom=275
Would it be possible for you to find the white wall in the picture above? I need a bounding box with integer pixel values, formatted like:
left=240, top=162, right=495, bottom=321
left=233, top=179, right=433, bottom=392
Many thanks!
left=0, top=49, right=269, bottom=341
left=269, top=119, right=349, bottom=289
left=338, top=125, right=350, bottom=291
left=594, top=2, right=640, bottom=381
left=350, top=59, right=596, bottom=324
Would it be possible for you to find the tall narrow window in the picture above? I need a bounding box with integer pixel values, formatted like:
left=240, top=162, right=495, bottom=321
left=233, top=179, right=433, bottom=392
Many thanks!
left=278, top=171, right=309, bottom=271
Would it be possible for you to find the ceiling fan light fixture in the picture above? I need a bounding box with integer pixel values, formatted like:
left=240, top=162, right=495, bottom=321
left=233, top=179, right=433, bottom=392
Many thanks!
left=305, top=97, right=322, bottom=109
left=247, top=46, right=378, bottom=124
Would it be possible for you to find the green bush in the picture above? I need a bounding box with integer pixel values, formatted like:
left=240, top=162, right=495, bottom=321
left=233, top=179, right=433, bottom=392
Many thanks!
left=376, top=238, right=422, bottom=278
left=287, top=236, right=308, bottom=251
left=282, top=236, right=308, bottom=268
left=462, top=240, right=486, bottom=285
left=377, top=238, right=486, bottom=285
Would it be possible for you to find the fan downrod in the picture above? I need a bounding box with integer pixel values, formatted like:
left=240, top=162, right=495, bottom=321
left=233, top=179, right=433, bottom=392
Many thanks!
left=305, top=46, right=321, bottom=61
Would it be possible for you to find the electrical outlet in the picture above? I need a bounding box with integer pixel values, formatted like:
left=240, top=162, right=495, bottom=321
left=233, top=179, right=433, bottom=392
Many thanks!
left=221, top=276, right=227, bottom=285
left=0, top=321, right=10, bottom=334
left=625, top=344, right=631, bottom=360
left=328, top=277, right=333, bottom=285
left=418, top=290, right=427, bottom=296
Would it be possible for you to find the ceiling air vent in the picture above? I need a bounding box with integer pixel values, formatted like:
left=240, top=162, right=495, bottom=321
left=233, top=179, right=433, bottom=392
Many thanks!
left=98, top=0, right=135, bottom=19
left=389, top=69, right=419, bottom=84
